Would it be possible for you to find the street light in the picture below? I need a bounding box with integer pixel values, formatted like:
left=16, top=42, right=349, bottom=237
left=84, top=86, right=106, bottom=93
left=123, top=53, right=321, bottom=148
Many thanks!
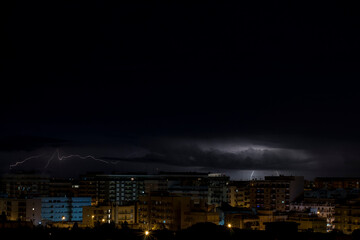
left=227, top=223, right=232, bottom=228
left=62, top=216, right=66, bottom=221
left=144, top=230, right=150, bottom=236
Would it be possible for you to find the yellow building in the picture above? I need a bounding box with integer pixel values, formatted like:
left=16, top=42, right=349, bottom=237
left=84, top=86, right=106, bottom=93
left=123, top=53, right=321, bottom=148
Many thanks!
left=137, top=193, right=191, bottom=231
left=228, top=181, right=250, bottom=208
left=114, top=205, right=136, bottom=225
left=82, top=205, right=112, bottom=227
left=334, top=201, right=360, bottom=234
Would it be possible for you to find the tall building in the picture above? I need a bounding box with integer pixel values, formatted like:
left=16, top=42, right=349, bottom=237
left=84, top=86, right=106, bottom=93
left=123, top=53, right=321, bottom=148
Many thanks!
left=250, top=176, right=304, bottom=212
left=79, top=173, right=147, bottom=206
left=207, top=173, right=230, bottom=206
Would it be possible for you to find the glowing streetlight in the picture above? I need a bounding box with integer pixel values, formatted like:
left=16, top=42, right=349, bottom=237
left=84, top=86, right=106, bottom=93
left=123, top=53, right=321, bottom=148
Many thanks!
left=102, top=218, right=105, bottom=222
left=227, top=223, right=232, bottom=228
left=145, top=230, right=150, bottom=236
left=91, top=215, right=95, bottom=219
left=61, top=216, right=66, bottom=221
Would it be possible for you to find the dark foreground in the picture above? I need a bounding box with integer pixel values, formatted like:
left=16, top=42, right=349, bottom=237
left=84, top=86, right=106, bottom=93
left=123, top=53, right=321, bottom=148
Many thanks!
left=0, top=223, right=358, bottom=240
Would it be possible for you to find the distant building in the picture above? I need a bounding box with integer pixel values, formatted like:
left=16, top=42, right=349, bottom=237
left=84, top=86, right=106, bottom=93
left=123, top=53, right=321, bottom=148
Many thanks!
left=250, top=176, right=304, bottom=212
left=314, top=177, right=360, bottom=190
left=79, top=173, right=147, bottom=206
left=49, top=178, right=79, bottom=197
left=79, top=172, right=230, bottom=207
left=0, top=173, right=49, bottom=198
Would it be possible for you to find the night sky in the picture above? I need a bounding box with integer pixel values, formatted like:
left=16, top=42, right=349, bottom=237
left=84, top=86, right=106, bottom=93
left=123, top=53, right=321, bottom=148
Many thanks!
left=1, top=1, right=360, bottom=179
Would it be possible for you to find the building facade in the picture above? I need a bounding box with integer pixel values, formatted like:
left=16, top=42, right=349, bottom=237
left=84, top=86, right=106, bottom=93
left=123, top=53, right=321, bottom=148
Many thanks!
left=0, top=173, right=49, bottom=198
left=137, top=193, right=192, bottom=231
left=250, top=176, right=304, bottom=212
left=41, top=197, right=91, bottom=223
left=228, top=181, right=250, bottom=208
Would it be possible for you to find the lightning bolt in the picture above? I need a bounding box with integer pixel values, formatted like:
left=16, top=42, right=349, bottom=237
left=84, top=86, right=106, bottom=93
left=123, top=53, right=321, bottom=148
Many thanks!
left=9, top=154, right=46, bottom=169
left=44, top=149, right=111, bottom=168
left=10, top=149, right=114, bottom=170
left=250, top=170, right=255, bottom=180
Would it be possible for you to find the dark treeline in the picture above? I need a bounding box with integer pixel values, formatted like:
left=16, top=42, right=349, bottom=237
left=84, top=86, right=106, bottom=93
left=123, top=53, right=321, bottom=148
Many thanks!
left=0, top=223, right=357, bottom=240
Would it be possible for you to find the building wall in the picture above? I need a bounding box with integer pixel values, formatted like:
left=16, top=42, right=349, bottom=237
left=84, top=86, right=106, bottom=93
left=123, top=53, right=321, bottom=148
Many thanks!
left=26, top=199, right=42, bottom=225
left=0, top=173, right=49, bottom=198
left=314, top=177, right=360, bottom=190
left=290, top=202, right=335, bottom=232
left=115, top=205, right=136, bottom=224
left=228, top=181, right=250, bottom=208
left=137, top=194, right=191, bottom=231
left=82, top=205, right=112, bottom=227
left=334, top=203, right=360, bottom=234
left=250, top=176, right=304, bottom=212
left=79, top=174, right=146, bottom=206
left=41, top=197, right=91, bottom=223
left=0, top=198, right=26, bottom=221
left=208, top=174, right=229, bottom=206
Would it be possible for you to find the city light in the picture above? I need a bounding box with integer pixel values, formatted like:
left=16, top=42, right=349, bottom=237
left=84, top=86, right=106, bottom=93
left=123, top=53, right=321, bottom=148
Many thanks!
left=227, top=223, right=232, bottom=228
left=61, top=216, right=65, bottom=221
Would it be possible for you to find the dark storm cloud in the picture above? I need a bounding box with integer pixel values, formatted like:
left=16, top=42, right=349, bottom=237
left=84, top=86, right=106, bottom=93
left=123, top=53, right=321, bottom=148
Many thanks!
left=97, top=134, right=360, bottom=175
left=0, top=136, right=68, bottom=152
left=100, top=141, right=314, bottom=171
